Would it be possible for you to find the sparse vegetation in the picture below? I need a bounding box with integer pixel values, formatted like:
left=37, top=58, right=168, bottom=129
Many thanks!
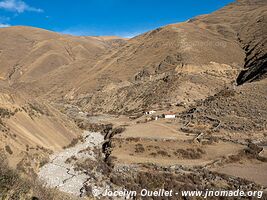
left=0, top=0, right=266, bottom=198
left=0, top=107, right=14, bottom=118
left=135, top=143, right=145, bottom=153
left=174, top=148, right=205, bottom=159
left=5, top=145, right=13, bottom=155
left=110, top=164, right=266, bottom=200
left=63, top=136, right=84, bottom=149
left=74, top=158, right=97, bottom=171
left=157, top=150, right=170, bottom=157
left=39, top=157, right=50, bottom=168
left=0, top=153, right=77, bottom=200
left=65, top=155, right=78, bottom=164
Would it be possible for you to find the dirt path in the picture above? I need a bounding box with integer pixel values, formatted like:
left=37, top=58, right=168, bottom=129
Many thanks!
left=38, top=131, right=109, bottom=198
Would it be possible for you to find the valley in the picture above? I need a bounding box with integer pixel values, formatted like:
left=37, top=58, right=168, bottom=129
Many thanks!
left=0, top=0, right=266, bottom=199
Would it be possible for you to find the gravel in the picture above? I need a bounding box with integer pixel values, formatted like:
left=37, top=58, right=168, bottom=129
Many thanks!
left=38, top=131, right=106, bottom=197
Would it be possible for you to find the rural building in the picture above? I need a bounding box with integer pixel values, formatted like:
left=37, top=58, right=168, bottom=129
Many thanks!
left=144, top=110, right=156, bottom=115
left=163, top=114, right=176, bottom=119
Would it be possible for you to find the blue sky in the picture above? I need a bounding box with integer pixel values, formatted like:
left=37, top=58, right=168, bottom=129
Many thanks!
left=0, top=0, right=234, bottom=37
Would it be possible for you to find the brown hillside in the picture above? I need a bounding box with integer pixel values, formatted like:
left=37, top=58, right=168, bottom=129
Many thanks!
left=0, top=0, right=266, bottom=167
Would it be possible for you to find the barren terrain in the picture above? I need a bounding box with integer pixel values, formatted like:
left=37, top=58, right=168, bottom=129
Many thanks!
left=0, top=0, right=266, bottom=199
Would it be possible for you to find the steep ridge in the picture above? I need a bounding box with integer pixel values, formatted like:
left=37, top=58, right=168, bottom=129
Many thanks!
left=236, top=0, right=267, bottom=84
left=73, top=0, right=266, bottom=114
left=192, top=0, right=267, bottom=84
left=0, top=88, right=81, bottom=167
left=0, top=1, right=266, bottom=105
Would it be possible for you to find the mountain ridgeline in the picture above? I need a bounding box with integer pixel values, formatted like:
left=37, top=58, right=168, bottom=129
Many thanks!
left=0, top=0, right=266, bottom=149
left=0, top=0, right=266, bottom=114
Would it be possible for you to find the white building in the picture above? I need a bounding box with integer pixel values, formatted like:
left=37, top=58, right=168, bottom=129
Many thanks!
left=144, top=110, right=156, bottom=115
left=164, top=114, right=176, bottom=119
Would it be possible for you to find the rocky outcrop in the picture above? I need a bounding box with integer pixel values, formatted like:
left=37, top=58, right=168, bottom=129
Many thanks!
left=236, top=12, right=267, bottom=84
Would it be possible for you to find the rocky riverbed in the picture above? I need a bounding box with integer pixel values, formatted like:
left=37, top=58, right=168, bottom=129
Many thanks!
left=38, top=131, right=110, bottom=198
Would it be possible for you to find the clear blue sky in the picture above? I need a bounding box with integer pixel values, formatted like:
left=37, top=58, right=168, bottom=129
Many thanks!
left=0, top=0, right=234, bottom=37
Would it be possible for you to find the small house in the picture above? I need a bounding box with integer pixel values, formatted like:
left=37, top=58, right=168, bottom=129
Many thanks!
left=163, top=113, right=176, bottom=119
left=144, top=110, right=156, bottom=115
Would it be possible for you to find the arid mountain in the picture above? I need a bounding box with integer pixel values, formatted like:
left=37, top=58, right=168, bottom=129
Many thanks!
left=0, top=1, right=266, bottom=198
left=0, top=0, right=265, bottom=153
left=0, top=1, right=265, bottom=109
left=194, top=0, right=267, bottom=84
left=74, top=0, right=266, bottom=114
left=0, top=26, right=127, bottom=98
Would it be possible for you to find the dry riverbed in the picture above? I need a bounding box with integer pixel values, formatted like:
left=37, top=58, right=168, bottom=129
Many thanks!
left=38, top=131, right=110, bottom=198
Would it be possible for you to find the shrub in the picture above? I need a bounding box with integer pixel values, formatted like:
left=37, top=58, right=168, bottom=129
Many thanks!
left=135, top=144, right=145, bottom=153
left=5, top=145, right=13, bottom=155
left=157, top=150, right=170, bottom=157
left=174, top=148, right=205, bottom=159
